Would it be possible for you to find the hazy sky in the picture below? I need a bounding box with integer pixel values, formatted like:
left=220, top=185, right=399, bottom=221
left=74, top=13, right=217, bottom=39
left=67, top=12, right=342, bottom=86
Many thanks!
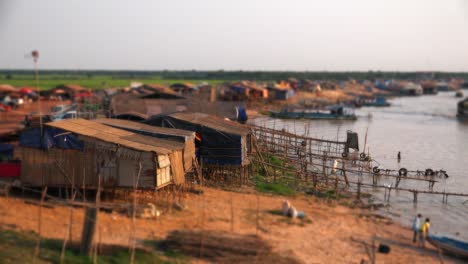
left=1, top=0, right=467, bottom=71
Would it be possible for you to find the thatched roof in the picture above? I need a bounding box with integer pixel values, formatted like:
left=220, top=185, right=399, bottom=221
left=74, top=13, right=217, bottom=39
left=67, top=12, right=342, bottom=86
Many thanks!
left=46, top=119, right=183, bottom=155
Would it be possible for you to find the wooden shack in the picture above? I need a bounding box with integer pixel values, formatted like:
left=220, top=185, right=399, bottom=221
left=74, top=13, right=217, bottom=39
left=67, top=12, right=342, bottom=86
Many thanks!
left=93, top=118, right=195, bottom=172
left=146, top=112, right=253, bottom=184
left=146, top=112, right=252, bottom=165
left=16, top=119, right=187, bottom=190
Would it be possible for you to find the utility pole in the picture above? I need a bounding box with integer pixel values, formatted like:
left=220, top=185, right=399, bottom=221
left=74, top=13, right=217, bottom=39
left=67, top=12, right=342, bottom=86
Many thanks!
left=31, top=50, right=42, bottom=133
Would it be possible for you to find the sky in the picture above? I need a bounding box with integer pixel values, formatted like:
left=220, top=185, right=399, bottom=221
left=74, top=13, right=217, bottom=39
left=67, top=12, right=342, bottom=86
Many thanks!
left=0, top=0, right=467, bottom=71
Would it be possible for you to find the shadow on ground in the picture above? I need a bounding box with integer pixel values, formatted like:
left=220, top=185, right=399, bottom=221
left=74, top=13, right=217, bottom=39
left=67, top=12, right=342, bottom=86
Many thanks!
left=148, top=229, right=301, bottom=264
left=0, top=228, right=184, bottom=264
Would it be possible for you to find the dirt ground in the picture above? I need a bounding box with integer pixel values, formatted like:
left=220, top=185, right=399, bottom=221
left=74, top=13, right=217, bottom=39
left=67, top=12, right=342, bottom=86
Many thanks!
left=0, top=187, right=462, bottom=264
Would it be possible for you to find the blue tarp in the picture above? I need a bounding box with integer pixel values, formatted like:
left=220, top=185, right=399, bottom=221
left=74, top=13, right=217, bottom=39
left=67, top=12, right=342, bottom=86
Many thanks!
left=236, top=107, right=248, bottom=123
left=0, top=144, right=14, bottom=159
left=19, top=127, right=84, bottom=150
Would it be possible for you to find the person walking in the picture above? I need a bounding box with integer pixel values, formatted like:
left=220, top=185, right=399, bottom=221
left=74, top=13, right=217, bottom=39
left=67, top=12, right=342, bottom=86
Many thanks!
left=412, top=214, right=422, bottom=243
left=397, top=151, right=401, bottom=163
left=419, top=218, right=431, bottom=248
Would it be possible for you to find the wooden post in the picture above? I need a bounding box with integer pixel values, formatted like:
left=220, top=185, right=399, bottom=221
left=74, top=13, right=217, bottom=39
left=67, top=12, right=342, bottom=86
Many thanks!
left=209, top=86, right=216, bottom=103
left=357, top=181, right=361, bottom=200
left=34, top=186, right=48, bottom=262
left=334, top=176, right=339, bottom=199
left=80, top=207, right=97, bottom=255
left=395, top=177, right=401, bottom=188
left=323, top=154, right=328, bottom=186
left=341, top=161, right=349, bottom=186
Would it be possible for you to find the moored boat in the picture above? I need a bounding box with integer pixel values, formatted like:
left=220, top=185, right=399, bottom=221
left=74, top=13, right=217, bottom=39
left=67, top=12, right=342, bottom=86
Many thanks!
left=362, top=96, right=391, bottom=107
left=457, top=98, right=468, bottom=121
left=270, top=105, right=357, bottom=120
left=427, top=234, right=468, bottom=258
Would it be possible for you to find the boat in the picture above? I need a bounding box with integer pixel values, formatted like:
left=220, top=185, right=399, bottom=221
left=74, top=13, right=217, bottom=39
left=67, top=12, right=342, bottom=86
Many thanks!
left=427, top=234, right=468, bottom=258
left=457, top=98, right=468, bottom=121
left=362, top=96, right=391, bottom=107
left=270, top=105, right=357, bottom=120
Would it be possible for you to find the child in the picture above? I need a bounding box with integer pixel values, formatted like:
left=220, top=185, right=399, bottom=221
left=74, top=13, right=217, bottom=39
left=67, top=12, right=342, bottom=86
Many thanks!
left=419, top=218, right=430, bottom=248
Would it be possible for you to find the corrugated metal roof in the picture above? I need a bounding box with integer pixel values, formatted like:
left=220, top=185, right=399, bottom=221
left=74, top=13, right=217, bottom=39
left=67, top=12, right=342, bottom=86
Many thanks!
left=168, top=112, right=251, bottom=136
left=46, top=119, right=183, bottom=155
left=94, top=118, right=195, bottom=138
left=113, top=111, right=149, bottom=120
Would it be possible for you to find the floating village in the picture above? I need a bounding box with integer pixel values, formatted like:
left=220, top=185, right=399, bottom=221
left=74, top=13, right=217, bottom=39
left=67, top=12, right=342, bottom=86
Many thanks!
left=1, top=74, right=468, bottom=263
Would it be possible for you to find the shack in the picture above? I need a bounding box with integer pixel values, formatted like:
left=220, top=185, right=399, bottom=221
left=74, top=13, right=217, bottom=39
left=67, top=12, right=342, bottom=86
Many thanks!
left=146, top=112, right=252, bottom=164
left=50, top=84, right=89, bottom=100
left=94, top=118, right=195, bottom=171
left=136, top=84, right=184, bottom=99
left=16, top=119, right=187, bottom=190
left=0, top=84, right=17, bottom=95
left=267, top=81, right=295, bottom=100
left=226, top=81, right=268, bottom=100
left=170, top=83, right=197, bottom=94
left=146, top=112, right=252, bottom=184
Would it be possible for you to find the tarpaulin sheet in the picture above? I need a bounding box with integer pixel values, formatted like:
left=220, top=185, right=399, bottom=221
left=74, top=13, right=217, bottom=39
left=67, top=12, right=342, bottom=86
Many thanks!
left=147, top=116, right=243, bottom=165
left=0, top=144, right=14, bottom=159
left=19, top=127, right=84, bottom=150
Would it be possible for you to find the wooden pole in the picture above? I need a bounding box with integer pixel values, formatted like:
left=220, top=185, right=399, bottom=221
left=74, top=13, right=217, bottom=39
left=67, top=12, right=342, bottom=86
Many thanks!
left=61, top=189, right=78, bottom=263
left=33, top=186, right=48, bottom=263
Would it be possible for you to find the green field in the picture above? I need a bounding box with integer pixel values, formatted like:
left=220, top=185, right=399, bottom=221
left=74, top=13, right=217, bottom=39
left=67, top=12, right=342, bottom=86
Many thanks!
left=0, top=74, right=223, bottom=90
left=0, top=229, right=187, bottom=264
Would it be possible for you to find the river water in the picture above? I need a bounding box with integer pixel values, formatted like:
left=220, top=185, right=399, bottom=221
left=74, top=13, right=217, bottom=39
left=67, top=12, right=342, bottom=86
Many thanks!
left=251, top=91, right=468, bottom=240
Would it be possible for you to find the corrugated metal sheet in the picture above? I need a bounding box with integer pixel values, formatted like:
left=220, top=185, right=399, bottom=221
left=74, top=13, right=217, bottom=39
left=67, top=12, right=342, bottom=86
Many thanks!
left=46, top=119, right=183, bottom=155
left=94, top=118, right=195, bottom=172
left=168, top=112, right=251, bottom=136
left=94, top=118, right=194, bottom=138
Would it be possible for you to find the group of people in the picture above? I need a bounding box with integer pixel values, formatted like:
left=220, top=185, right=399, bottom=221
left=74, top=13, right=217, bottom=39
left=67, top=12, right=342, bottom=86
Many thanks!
left=412, top=214, right=431, bottom=248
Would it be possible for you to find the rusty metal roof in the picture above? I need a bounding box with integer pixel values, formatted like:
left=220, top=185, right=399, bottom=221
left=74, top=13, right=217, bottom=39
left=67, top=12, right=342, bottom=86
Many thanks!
left=0, top=84, right=17, bottom=93
left=168, top=112, right=251, bottom=136
left=94, top=118, right=195, bottom=139
left=46, top=119, right=183, bottom=154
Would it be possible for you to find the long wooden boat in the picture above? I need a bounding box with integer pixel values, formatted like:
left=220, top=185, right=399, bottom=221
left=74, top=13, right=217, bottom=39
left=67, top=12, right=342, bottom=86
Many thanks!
left=427, top=234, right=468, bottom=258
left=270, top=106, right=357, bottom=121
left=457, top=98, right=468, bottom=121
left=362, top=97, right=391, bottom=107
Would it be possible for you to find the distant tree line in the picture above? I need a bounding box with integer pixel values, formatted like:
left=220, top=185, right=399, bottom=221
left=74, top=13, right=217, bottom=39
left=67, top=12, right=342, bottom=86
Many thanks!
left=1, top=70, right=467, bottom=81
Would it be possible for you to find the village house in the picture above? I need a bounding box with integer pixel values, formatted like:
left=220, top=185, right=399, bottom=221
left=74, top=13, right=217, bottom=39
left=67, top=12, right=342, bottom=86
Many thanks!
left=146, top=112, right=252, bottom=165
left=49, top=84, right=89, bottom=100
left=16, top=119, right=189, bottom=190
left=223, top=81, right=268, bottom=101
left=267, top=81, right=295, bottom=100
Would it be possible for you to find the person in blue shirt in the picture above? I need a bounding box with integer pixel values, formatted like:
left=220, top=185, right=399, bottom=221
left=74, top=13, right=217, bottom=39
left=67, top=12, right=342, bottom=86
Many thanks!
left=412, top=213, right=422, bottom=243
